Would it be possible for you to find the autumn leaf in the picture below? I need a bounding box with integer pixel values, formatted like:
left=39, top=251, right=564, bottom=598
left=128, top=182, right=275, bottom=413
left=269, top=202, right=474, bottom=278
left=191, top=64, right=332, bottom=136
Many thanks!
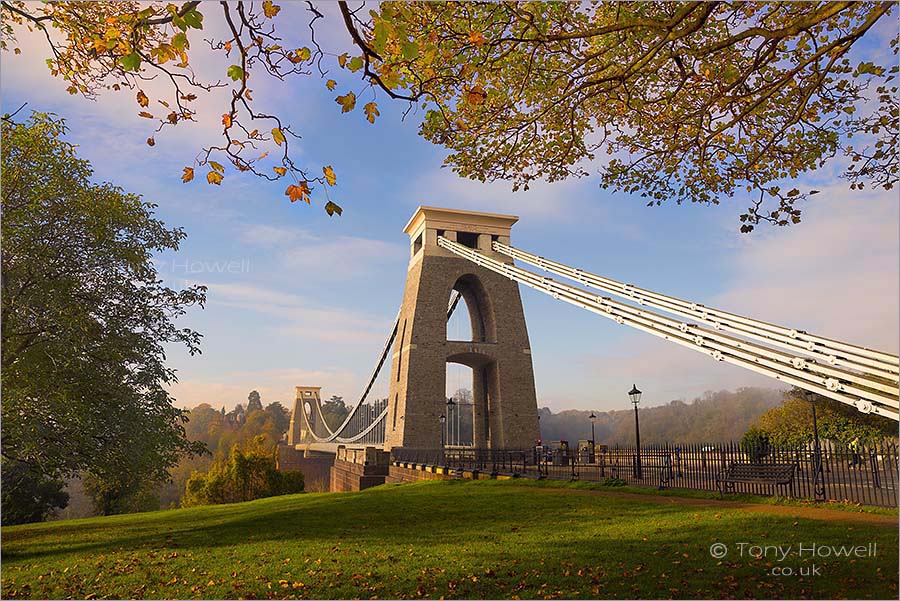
left=326, top=79, right=337, bottom=91
left=348, top=56, right=364, bottom=72
left=273, top=166, right=287, bottom=176
left=271, top=127, right=286, bottom=146
left=138, top=111, right=154, bottom=119
left=285, top=182, right=311, bottom=203
left=182, top=166, right=194, bottom=183
left=227, top=64, right=244, bottom=81
left=468, top=30, right=486, bottom=46
left=364, top=102, right=380, bottom=124
left=209, top=161, right=225, bottom=173
left=323, top=165, right=336, bottom=186
left=324, top=200, right=343, bottom=216
left=146, top=137, right=155, bottom=146
left=262, top=1, right=280, bottom=18
left=338, top=53, right=348, bottom=68
left=289, top=47, right=311, bottom=63
left=136, top=89, right=149, bottom=107
left=166, top=111, right=179, bottom=124
left=207, top=171, right=224, bottom=185
left=466, top=86, right=487, bottom=106
left=222, top=113, right=232, bottom=127
left=335, top=92, right=356, bottom=113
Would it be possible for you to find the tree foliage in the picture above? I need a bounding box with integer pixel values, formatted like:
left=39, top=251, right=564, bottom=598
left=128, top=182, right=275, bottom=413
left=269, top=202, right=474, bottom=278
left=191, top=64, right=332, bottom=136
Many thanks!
left=182, top=435, right=303, bottom=507
left=2, top=1, right=896, bottom=229
left=1, top=112, right=207, bottom=520
left=750, top=388, right=897, bottom=446
left=1, top=459, right=69, bottom=525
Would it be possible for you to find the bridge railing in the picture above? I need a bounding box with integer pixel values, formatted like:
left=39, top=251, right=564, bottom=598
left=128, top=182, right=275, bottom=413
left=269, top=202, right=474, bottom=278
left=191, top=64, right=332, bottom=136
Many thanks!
left=391, top=440, right=899, bottom=507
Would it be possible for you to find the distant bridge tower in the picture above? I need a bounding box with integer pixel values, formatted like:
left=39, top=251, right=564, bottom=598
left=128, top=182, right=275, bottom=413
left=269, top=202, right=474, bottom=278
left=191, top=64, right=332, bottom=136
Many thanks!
left=288, top=386, right=322, bottom=446
left=386, top=206, right=540, bottom=450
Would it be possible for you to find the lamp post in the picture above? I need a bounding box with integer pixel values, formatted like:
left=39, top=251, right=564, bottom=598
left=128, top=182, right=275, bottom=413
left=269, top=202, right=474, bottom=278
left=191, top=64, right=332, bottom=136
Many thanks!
left=440, top=414, right=446, bottom=448
left=629, top=384, right=642, bottom=479
left=589, top=412, right=597, bottom=463
left=446, top=397, right=456, bottom=447
left=805, top=389, right=826, bottom=501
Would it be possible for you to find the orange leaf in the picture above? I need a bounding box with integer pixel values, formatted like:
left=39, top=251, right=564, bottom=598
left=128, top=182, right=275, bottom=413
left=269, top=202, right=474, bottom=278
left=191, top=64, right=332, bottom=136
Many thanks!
left=468, top=30, right=485, bottom=46
left=273, top=166, right=287, bottom=176
left=222, top=113, right=232, bottom=127
left=207, top=171, right=224, bottom=185
left=285, top=182, right=311, bottom=203
left=146, top=137, right=155, bottom=146
left=181, top=167, right=194, bottom=183
left=136, top=89, right=149, bottom=107
left=138, top=111, right=154, bottom=119
left=465, top=86, right=487, bottom=106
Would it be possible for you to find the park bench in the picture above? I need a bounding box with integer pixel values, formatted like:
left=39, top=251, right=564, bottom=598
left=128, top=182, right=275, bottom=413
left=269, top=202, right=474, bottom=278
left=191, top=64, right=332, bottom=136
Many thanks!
left=716, top=461, right=796, bottom=496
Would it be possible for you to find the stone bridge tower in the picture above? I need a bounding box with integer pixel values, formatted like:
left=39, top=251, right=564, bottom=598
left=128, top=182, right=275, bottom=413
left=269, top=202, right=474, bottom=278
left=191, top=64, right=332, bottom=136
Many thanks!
left=287, top=386, right=322, bottom=447
left=385, top=206, right=540, bottom=450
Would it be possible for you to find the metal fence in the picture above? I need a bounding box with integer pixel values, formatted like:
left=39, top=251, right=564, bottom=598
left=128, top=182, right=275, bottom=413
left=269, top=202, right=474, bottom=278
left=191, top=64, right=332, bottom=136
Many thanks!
left=392, top=440, right=899, bottom=507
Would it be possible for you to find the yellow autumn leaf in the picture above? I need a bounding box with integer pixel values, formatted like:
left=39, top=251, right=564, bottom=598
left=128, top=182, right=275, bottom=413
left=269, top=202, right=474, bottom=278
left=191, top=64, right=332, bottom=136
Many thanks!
left=136, top=89, right=149, bottom=107
left=181, top=167, right=194, bottom=183
left=138, top=111, right=154, bottom=119
left=273, top=166, right=287, bottom=176
left=207, top=171, right=224, bottom=185
left=364, top=101, right=380, bottom=124
left=323, top=165, right=336, bottom=186
left=326, top=79, right=337, bottom=91
left=262, top=0, right=280, bottom=18
left=272, top=127, right=286, bottom=146
left=335, top=92, right=356, bottom=113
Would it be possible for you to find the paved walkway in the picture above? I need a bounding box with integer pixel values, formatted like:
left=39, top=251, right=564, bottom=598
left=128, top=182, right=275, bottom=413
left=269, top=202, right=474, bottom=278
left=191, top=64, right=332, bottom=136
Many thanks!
left=511, top=485, right=899, bottom=527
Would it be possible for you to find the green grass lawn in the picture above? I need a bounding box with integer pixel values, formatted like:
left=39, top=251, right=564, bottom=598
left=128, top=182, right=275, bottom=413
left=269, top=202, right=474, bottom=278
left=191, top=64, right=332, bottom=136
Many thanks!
left=2, top=480, right=897, bottom=599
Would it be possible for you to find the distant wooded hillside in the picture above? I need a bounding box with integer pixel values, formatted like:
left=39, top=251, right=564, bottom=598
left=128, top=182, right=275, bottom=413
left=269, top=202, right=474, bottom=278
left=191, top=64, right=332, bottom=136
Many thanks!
left=539, top=388, right=782, bottom=445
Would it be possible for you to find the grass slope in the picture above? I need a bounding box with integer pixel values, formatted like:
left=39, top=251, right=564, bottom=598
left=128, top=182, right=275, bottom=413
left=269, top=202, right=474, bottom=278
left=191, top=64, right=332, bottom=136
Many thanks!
left=2, top=480, right=897, bottom=599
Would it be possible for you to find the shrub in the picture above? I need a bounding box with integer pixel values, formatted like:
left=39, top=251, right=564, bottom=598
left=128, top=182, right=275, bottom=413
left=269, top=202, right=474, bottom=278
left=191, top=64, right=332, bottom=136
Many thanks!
left=740, top=426, right=771, bottom=462
left=183, top=439, right=303, bottom=507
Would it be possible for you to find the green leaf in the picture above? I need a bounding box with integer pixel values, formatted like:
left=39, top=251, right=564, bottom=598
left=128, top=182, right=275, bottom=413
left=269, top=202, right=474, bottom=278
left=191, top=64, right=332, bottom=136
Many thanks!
left=347, top=56, right=364, bottom=72
left=209, top=161, right=225, bottom=173
left=271, top=128, right=286, bottom=146
left=401, top=41, right=419, bottom=60
left=120, top=53, right=141, bottom=72
left=182, top=8, right=204, bottom=30
left=227, top=65, right=244, bottom=81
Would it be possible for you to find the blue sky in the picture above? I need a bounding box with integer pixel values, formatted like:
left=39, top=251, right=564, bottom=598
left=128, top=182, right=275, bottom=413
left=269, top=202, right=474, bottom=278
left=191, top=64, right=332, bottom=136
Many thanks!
left=2, top=3, right=897, bottom=413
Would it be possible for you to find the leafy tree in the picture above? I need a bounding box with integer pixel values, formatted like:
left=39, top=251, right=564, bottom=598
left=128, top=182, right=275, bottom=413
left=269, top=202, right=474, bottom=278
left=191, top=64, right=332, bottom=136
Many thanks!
left=182, top=436, right=303, bottom=507
left=1, top=459, right=69, bottom=525
left=751, top=388, right=897, bottom=446
left=321, top=395, right=349, bottom=430
left=264, top=401, right=291, bottom=434
left=246, top=390, right=263, bottom=413
left=1, top=112, right=207, bottom=521
left=2, top=2, right=896, bottom=230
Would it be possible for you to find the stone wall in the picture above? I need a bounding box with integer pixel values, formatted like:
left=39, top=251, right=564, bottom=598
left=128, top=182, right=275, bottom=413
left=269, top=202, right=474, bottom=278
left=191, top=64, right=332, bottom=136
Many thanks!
left=276, top=446, right=334, bottom=492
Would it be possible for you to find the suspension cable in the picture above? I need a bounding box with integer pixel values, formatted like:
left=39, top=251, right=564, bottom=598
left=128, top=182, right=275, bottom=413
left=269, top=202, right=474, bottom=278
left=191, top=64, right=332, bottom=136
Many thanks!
left=494, top=242, right=899, bottom=379
left=438, top=236, right=898, bottom=421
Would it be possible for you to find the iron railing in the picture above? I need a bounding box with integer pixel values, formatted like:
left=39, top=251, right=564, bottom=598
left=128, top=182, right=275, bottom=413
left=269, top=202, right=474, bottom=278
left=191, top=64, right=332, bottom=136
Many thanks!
left=392, top=440, right=899, bottom=507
